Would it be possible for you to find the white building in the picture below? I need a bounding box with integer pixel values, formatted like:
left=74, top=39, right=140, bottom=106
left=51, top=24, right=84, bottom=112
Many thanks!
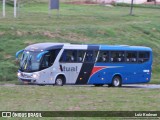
left=96, top=0, right=160, bottom=4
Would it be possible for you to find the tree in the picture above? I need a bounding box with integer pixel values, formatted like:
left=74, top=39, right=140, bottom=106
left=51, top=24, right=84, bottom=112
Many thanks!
left=154, top=0, right=157, bottom=6
left=130, top=0, right=134, bottom=15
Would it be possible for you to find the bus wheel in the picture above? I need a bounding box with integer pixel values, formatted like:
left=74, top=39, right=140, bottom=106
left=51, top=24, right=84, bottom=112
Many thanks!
left=94, top=84, right=104, bottom=87
left=111, top=76, right=122, bottom=87
left=55, top=76, right=64, bottom=86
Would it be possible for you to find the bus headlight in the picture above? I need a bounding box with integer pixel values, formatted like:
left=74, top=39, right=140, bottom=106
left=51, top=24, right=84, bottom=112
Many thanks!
left=17, top=72, right=21, bottom=77
left=32, top=73, right=39, bottom=79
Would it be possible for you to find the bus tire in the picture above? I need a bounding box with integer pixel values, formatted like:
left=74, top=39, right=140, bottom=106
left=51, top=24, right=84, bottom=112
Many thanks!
left=55, top=76, right=65, bottom=86
left=111, top=76, right=122, bottom=87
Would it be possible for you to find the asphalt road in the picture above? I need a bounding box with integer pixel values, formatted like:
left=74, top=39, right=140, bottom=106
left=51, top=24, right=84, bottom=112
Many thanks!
left=122, top=84, right=160, bottom=88
left=0, top=84, right=160, bottom=88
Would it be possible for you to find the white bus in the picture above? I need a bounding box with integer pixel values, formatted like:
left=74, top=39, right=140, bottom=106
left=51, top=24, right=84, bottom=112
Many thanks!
left=16, top=43, right=152, bottom=87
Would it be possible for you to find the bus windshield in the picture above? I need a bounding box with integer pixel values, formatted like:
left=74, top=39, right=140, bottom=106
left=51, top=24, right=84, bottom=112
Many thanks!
left=20, top=51, right=41, bottom=72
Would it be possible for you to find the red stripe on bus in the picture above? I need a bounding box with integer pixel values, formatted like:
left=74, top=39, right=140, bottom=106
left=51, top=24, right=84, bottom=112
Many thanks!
left=90, top=66, right=106, bottom=76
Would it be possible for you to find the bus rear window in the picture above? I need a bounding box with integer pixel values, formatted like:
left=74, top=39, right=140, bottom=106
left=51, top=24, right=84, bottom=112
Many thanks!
left=138, top=52, right=150, bottom=63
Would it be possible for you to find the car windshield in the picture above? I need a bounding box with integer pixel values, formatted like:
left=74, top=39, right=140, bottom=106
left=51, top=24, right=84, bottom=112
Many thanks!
left=20, top=51, right=41, bottom=72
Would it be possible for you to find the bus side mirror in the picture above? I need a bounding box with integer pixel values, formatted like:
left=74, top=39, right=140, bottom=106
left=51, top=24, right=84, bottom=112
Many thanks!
left=36, top=51, right=49, bottom=62
left=16, top=50, right=24, bottom=61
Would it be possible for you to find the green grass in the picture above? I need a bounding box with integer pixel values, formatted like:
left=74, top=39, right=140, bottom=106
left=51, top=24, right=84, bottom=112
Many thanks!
left=0, top=85, right=160, bottom=119
left=117, top=3, right=160, bottom=9
left=0, top=2, right=160, bottom=83
left=0, top=3, right=160, bottom=119
left=0, top=86, right=160, bottom=111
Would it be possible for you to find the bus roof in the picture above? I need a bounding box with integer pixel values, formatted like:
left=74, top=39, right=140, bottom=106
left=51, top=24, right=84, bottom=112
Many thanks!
left=99, top=45, right=152, bottom=51
left=25, top=43, right=69, bottom=52
left=24, top=43, right=152, bottom=52
left=64, top=44, right=152, bottom=51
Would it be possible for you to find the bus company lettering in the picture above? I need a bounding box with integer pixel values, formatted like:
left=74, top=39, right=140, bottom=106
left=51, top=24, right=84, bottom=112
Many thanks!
left=62, top=66, right=78, bottom=72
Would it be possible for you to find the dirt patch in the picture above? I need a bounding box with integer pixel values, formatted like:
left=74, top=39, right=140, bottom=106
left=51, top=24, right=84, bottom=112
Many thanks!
left=65, top=1, right=98, bottom=5
left=4, top=54, right=12, bottom=59
left=67, top=106, right=81, bottom=111
left=41, top=31, right=89, bottom=42
left=42, top=31, right=60, bottom=38
left=0, top=84, right=16, bottom=87
left=16, top=31, right=26, bottom=36
left=63, top=32, right=89, bottom=42
left=144, top=2, right=160, bottom=5
left=24, top=41, right=35, bottom=45
left=16, top=30, right=31, bottom=36
left=18, top=30, right=89, bottom=43
left=0, top=32, right=5, bottom=36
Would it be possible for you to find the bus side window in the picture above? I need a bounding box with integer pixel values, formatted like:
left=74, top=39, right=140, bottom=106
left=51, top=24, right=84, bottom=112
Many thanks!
left=111, top=51, right=125, bottom=62
left=49, top=49, right=60, bottom=65
left=84, top=51, right=92, bottom=62
left=97, top=51, right=109, bottom=62
left=84, top=51, right=98, bottom=63
left=41, top=54, right=50, bottom=69
left=60, top=50, right=77, bottom=63
left=67, top=50, right=77, bottom=62
left=126, top=52, right=137, bottom=63
left=60, top=51, right=66, bottom=62
left=77, top=50, right=85, bottom=62
left=138, top=52, right=149, bottom=63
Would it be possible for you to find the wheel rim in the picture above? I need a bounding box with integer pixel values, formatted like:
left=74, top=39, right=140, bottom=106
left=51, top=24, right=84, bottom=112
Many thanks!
left=113, top=78, right=120, bottom=86
left=56, top=78, right=62, bottom=85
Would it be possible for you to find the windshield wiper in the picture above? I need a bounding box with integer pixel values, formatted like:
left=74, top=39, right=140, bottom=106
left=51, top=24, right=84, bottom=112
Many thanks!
left=21, top=56, right=28, bottom=71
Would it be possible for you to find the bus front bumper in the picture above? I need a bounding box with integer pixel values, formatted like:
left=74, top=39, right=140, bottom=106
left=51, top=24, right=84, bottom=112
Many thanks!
left=18, top=77, right=37, bottom=84
left=17, top=71, right=38, bottom=84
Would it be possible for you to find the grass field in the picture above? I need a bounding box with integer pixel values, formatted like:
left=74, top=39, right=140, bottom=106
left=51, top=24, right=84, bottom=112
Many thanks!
left=0, top=3, right=160, bottom=119
left=0, top=2, right=160, bottom=83
left=0, top=84, right=160, bottom=120
left=0, top=85, right=160, bottom=111
left=0, top=85, right=160, bottom=120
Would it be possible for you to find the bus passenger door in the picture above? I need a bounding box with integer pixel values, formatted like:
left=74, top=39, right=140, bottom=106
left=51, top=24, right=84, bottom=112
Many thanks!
left=39, top=54, right=52, bottom=84
left=39, top=49, right=61, bottom=84
left=39, top=67, right=52, bottom=84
